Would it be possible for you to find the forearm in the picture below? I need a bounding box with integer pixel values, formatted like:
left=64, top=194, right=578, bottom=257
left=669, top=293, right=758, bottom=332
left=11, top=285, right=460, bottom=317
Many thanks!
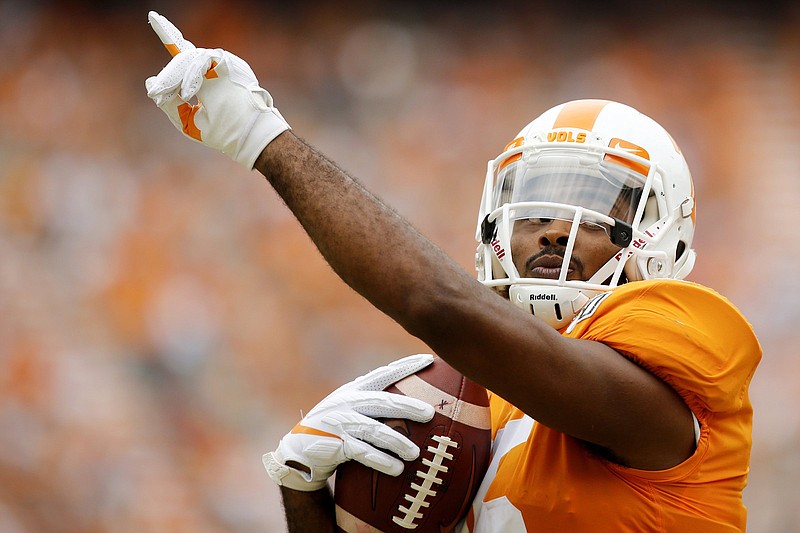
left=255, top=131, right=477, bottom=335
left=255, top=134, right=582, bottom=418
left=281, top=486, right=337, bottom=533
left=253, top=132, right=558, bottom=391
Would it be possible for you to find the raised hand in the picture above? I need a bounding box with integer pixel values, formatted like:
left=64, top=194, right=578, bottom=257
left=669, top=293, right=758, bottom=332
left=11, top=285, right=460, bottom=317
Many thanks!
left=144, top=11, right=290, bottom=169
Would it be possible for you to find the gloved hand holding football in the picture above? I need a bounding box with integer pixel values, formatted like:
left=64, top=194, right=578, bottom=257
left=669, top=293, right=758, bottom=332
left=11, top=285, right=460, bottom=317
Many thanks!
left=263, top=354, right=436, bottom=492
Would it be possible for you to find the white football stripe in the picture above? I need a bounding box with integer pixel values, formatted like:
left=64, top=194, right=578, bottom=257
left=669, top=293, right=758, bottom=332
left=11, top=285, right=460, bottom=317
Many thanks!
left=394, top=375, right=491, bottom=430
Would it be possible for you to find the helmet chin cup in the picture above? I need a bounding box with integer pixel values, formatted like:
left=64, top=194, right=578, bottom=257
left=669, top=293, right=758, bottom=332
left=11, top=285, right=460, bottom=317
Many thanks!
left=508, top=285, right=603, bottom=330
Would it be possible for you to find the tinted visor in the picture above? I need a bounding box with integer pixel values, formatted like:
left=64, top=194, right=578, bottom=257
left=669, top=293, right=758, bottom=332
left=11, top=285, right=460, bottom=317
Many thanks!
left=494, top=156, right=645, bottom=225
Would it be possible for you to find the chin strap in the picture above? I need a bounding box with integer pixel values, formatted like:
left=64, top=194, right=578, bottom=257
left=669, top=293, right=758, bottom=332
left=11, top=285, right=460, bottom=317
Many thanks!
left=672, top=249, right=696, bottom=280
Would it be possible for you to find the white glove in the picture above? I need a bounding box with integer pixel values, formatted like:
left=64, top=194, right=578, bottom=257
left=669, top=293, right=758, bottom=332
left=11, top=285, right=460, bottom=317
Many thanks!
left=263, top=354, right=436, bottom=492
left=144, top=11, right=290, bottom=169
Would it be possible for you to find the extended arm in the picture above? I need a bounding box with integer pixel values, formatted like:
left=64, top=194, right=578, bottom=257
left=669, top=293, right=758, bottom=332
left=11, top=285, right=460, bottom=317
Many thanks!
left=144, top=23, right=694, bottom=470
left=255, top=133, right=694, bottom=470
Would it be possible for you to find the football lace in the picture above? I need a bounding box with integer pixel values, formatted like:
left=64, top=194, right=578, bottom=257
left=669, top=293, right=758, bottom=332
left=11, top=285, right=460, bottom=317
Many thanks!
left=392, top=435, right=459, bottom=529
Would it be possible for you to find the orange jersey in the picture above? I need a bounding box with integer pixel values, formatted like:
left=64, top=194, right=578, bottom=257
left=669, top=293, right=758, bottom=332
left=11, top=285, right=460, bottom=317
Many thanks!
left=460, top=279, right=761, bottom=532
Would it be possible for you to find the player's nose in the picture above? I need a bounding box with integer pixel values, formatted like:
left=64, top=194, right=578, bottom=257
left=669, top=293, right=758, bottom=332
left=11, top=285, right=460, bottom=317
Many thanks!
left=539, top=219, right=571, bottom=247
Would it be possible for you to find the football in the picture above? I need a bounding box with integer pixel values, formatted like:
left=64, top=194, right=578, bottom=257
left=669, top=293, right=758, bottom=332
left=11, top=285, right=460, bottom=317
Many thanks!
left=334, top=356, right=492, bottom=532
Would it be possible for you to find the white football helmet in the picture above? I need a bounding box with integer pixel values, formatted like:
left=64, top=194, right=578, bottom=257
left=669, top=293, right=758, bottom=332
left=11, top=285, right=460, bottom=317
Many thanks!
left=475, top=99, right=696, bottom=329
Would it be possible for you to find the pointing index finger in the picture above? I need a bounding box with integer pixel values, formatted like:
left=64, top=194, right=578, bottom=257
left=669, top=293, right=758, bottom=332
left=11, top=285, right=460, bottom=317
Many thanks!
left=148, top=11, right=195, bottom=57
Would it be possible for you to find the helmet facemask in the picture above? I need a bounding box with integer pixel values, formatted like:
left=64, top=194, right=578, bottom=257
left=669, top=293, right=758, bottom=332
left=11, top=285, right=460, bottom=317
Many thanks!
left=476, top=141, right=680, bottom=329
left=476, top=100, right=697, bottom=330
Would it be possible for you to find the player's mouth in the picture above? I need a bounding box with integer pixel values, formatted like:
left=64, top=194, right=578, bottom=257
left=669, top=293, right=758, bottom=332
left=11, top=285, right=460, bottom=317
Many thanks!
left=525, top=254, right=577, bottom=280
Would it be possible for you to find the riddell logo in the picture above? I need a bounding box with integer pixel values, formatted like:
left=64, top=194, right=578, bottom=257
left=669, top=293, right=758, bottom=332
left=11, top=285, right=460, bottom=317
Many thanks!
left=490, top=238, right=505, bottom=260
left=547, top=130, right=587, bottom=143
left=530, top=294, right=557, bottom=301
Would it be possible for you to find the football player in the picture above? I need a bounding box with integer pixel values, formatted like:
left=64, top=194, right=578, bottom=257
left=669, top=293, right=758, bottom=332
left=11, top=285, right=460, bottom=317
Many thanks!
left=145, top=12, right=761, bottom=532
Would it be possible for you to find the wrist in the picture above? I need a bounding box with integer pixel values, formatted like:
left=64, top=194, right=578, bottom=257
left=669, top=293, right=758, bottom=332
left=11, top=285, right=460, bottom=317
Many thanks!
left=253, top=129, right=295, bottom=175
left=280, top=484, right=337, bottom=533
left=236, top=105, right=291, bottom=169
left=263, top=449, right=330, bottom=492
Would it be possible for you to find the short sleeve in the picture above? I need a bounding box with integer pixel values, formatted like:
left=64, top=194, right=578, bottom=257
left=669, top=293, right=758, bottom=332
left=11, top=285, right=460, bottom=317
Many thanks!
left=565, top=280, right=761, bottom=414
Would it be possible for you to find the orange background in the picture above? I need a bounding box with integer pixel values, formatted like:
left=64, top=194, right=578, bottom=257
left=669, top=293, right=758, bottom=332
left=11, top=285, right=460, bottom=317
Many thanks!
left=0, top=1, right=797, bottom=531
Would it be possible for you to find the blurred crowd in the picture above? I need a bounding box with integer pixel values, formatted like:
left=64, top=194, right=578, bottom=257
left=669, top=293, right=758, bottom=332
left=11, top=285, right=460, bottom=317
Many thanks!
left=0, top=0, right=798, bottom=531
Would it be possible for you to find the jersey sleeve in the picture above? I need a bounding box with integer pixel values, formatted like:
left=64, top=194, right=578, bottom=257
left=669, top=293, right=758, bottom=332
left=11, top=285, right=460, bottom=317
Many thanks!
left=565, top=280, right=761, bottom=415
